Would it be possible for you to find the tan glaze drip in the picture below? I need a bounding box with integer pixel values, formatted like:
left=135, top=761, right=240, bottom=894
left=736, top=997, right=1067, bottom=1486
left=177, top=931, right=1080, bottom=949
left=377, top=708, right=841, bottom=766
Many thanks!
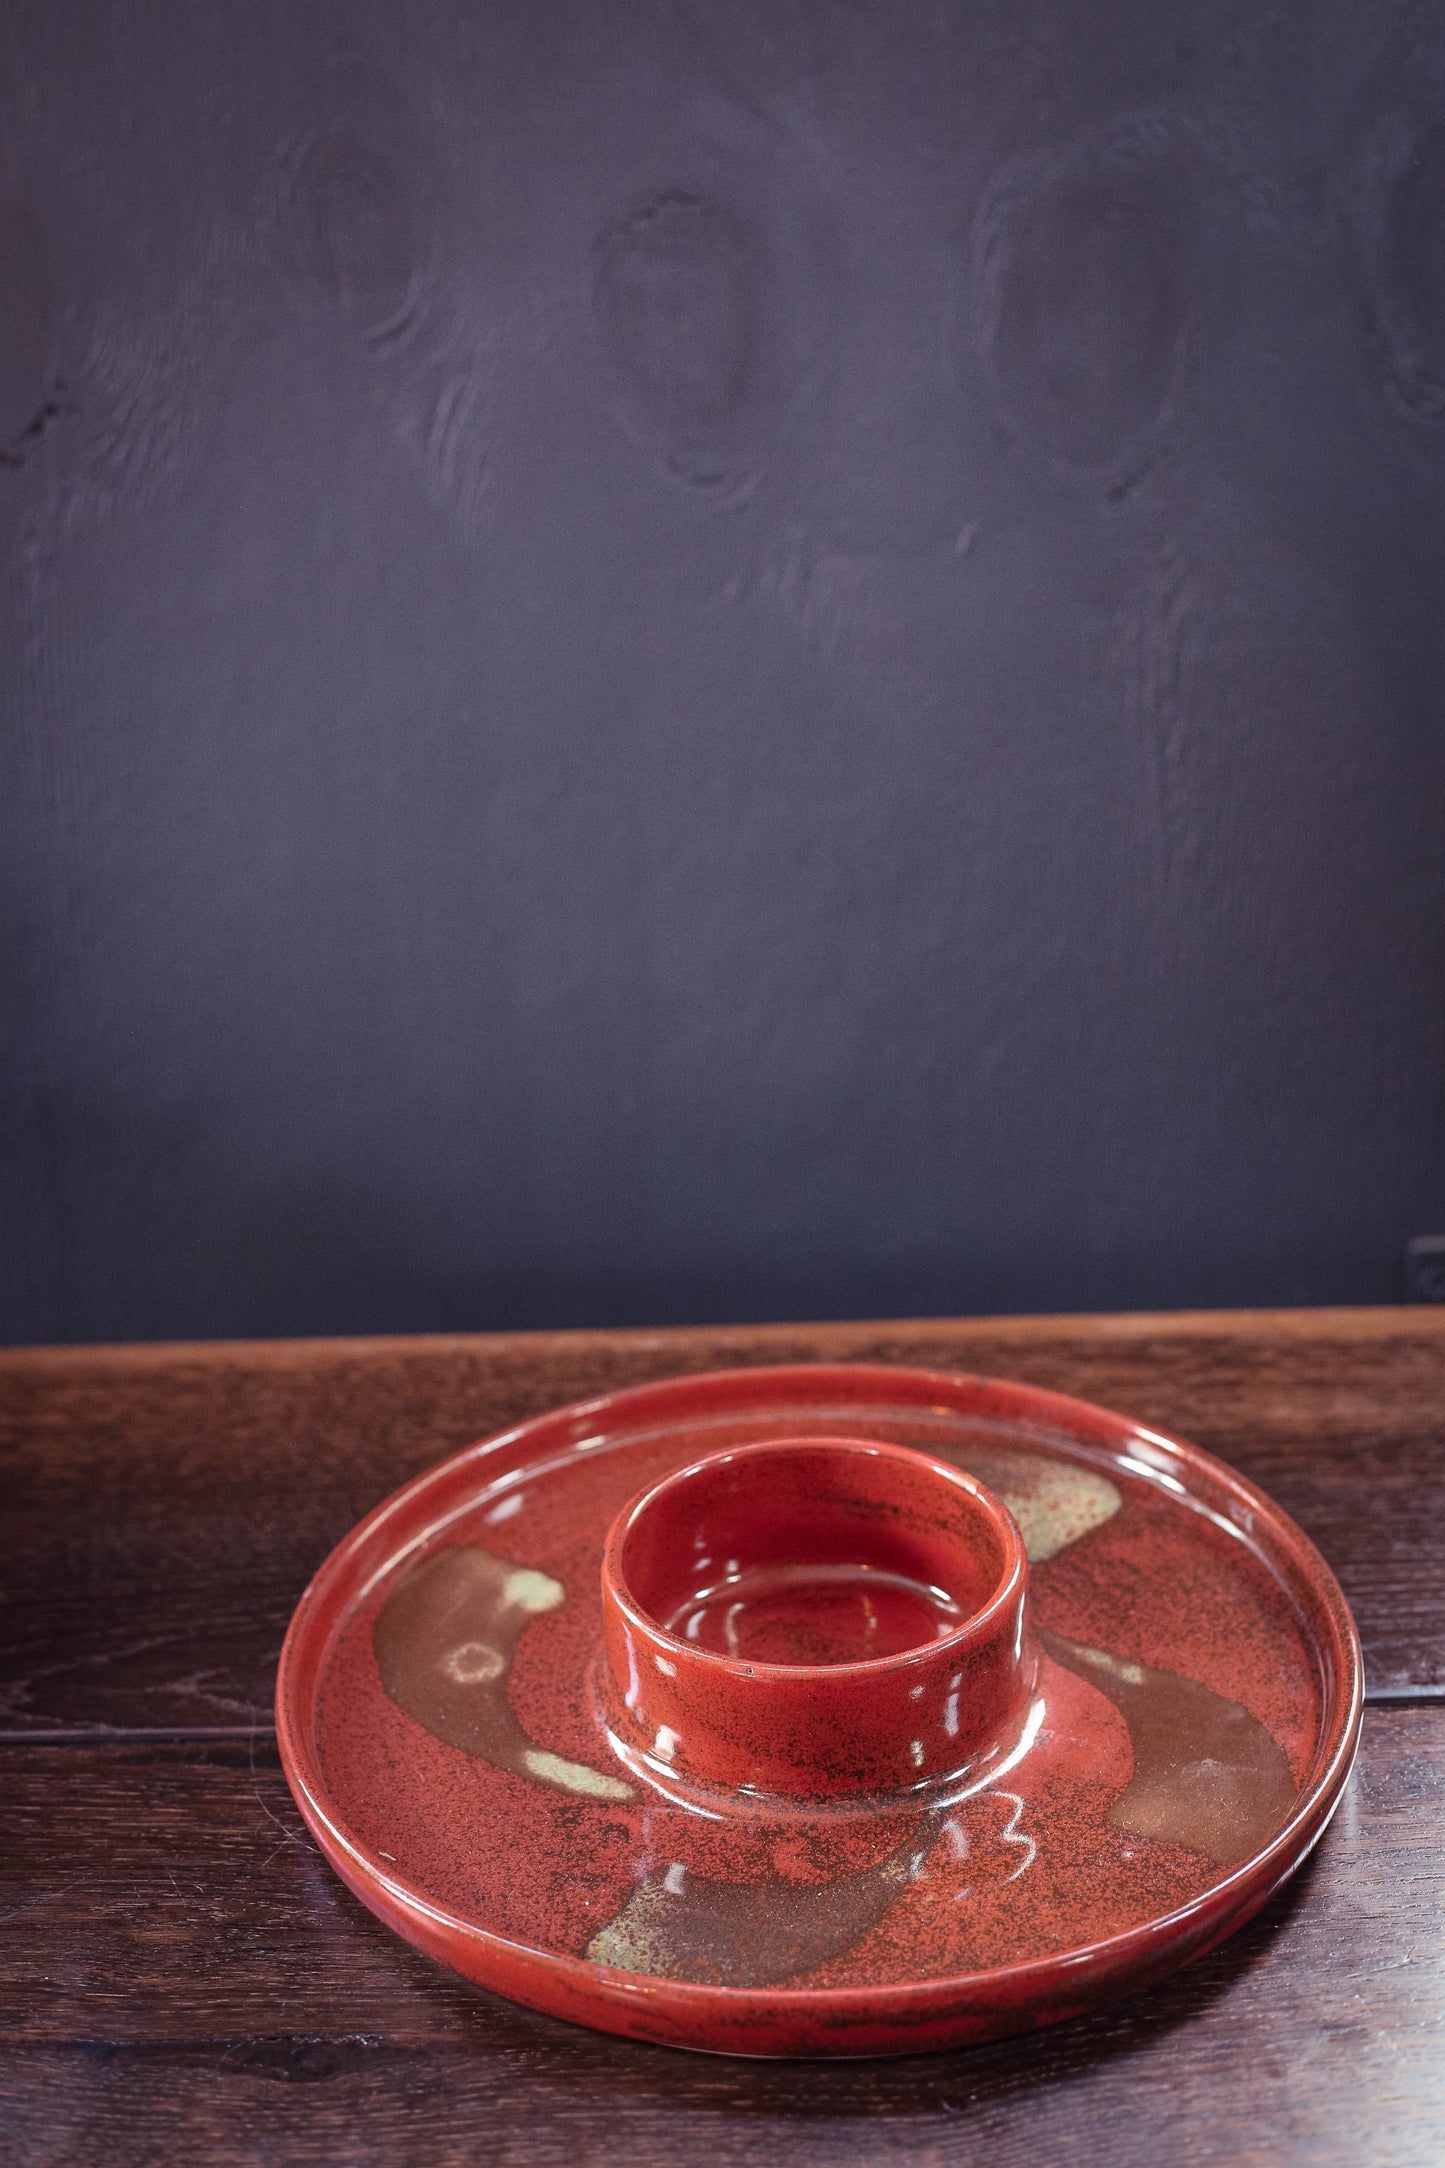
left=943, top=1449, right=1121, bottom=1563
left=372, top=1545, right=633, bottom=1803
left=585, top=1830, right=930, bottom=1987
left=1040, top=1628, right=1297, bottom=1867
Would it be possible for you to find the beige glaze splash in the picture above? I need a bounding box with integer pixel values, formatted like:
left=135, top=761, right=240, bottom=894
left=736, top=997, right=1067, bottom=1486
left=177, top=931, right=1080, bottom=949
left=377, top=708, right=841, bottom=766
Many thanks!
left=947, top=1446, right=1121, bottom=1562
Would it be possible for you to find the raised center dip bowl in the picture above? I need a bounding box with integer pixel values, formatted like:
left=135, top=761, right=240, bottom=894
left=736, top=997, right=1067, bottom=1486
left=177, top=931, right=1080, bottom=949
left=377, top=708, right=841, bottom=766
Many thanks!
left=600, top=1436, right=1031, bottom=1796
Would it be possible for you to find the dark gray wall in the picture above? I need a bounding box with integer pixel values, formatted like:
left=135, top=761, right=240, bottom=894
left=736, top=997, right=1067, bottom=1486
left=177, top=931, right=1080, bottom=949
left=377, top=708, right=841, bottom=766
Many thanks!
left=3, top=0, right=1443, bottom=1343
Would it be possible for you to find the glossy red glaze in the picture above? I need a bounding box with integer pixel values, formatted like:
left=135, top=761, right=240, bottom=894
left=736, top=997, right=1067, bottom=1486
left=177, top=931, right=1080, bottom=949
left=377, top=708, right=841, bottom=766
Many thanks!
left=600, top=1437, right=1031, bottom=1795
left=275, top=1363, right=1364, bottom=2058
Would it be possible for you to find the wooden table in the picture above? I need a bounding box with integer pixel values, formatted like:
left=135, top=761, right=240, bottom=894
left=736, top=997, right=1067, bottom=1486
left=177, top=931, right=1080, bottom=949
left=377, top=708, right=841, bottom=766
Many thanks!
left=4, top=1310, right=1443, bottom=2165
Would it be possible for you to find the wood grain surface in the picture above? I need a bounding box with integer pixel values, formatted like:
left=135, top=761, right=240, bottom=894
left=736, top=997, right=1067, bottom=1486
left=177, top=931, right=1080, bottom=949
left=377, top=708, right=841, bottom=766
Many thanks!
left=3, top=1713, right=1441, bottom=2166
left=3, top=1315, right=1443, bottom=2164
left=3, top=1309, right=1444, bottom=1735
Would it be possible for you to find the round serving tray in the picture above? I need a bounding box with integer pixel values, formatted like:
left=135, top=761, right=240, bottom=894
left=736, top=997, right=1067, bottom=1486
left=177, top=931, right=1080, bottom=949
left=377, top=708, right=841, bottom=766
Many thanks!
left=275, top=1363, right=1361, bottom=2058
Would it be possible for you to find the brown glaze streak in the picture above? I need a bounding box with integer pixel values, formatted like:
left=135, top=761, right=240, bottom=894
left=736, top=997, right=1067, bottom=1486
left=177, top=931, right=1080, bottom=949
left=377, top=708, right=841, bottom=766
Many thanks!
left=372, top=1546, right=632, bottom=1802
left=1041, top=1628, right=1298, bottom=1867
left=586, top=1832, right=929, bottom=1986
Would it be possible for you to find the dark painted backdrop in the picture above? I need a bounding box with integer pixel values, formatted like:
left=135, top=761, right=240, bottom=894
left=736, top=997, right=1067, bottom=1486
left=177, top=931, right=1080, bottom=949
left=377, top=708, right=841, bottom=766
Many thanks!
left=3, top=0, right=1443, bottom=1343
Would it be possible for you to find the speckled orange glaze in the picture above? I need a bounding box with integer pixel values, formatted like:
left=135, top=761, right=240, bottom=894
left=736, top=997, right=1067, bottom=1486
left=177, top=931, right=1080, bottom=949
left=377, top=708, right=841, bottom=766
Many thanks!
left=276, top=1364, right=1362, bottom=2057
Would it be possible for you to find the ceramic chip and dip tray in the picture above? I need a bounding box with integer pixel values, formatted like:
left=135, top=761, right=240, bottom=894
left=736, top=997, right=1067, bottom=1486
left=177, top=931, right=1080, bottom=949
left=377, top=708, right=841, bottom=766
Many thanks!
left=276, top=1364, right=1361, bottom=2057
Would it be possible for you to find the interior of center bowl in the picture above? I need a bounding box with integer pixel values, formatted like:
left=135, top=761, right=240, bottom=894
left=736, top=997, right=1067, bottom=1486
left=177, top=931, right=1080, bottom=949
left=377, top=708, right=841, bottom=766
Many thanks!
left=615, top=1438, right=1009, bottom=1668
left=662, top=1561, right=966, bottom=1664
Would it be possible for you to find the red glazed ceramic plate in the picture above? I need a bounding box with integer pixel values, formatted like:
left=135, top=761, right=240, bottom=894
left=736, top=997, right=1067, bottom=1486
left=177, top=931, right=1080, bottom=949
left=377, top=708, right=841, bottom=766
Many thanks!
left=275, top=1364, right=1362, bottom=2058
